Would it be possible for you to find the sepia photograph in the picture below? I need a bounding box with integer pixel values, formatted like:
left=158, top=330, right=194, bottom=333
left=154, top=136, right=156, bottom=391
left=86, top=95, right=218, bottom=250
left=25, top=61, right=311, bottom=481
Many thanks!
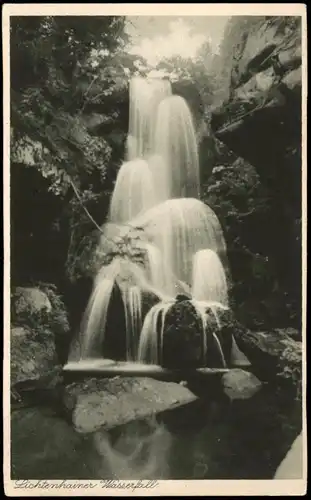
left=3, top=4, right=307, bottom=496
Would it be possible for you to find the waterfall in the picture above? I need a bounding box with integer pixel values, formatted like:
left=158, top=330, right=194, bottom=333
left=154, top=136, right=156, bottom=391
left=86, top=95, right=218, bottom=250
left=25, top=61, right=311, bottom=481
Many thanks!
left=69, top=75, right=231, bottom=367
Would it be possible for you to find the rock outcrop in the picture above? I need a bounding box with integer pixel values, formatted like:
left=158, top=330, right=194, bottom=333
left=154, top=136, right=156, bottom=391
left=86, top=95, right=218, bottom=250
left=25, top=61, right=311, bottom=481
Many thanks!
left=211, top=16, right=302, bottom=197
left=210, top=16, right=302, bottom=330
left=233, top=328, right=302, bottom=403
left=160, top=299, right=250, bottom=370
left=11, top=285, right=70, bottom=396
left=11, top=326, right=57, bottom=387
left=14, top=287, right=52, bottom=315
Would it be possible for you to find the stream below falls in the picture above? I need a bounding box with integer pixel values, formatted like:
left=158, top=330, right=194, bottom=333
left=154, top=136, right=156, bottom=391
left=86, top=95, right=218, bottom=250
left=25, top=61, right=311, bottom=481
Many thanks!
left=10, top=383, right=301, bottom=480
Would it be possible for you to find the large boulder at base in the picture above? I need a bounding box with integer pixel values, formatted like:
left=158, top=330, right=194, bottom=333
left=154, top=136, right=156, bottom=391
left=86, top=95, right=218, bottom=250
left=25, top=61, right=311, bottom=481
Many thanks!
left=11, top=326, right=58, bottom=386
left=64, top=376, right=197, bottom=434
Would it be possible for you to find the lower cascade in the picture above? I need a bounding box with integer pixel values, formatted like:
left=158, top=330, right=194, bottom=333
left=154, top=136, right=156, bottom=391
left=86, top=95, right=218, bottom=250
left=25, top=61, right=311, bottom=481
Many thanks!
left=69, top=76, right=236, bottom=369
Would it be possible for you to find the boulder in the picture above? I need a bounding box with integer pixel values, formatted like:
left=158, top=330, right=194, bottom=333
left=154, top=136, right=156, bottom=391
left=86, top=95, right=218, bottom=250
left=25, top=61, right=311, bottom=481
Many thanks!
left=233, top=329, right=302, bottom=400
left=161, top=300, right=205, bottom=369
left=13, top=287, right=52, bottom=316
left=11, top=285, right=70, bottom=365
left=11, top=326, right=58, bottom=386
left=64, top=376, right=197, bottom=434
left=160, top=300, right=250, bottom=370
left=222, top=368, right=262, bottom=401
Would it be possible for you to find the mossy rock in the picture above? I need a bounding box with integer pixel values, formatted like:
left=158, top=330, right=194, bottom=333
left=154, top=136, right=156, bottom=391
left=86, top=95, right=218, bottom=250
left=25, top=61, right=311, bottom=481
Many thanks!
left=233, top=328, right=302, bottom=402
left=11, top=284, right=70, bottom=365
left=11, top=326, right=58, bottom=387
left=64, top=376, right=196, bottom=434
left=160, top=300, right=239, bottom=370
left=11, top=285, right=70, bottom=338
left=13, top=287, right=52, bottom=316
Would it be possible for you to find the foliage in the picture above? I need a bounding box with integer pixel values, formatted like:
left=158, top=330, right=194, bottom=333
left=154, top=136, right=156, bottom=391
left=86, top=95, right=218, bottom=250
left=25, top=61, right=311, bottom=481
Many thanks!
left=10, top=16, right=149, bottom=284
left=96, top=229, right=147, bottom=268
left=156, top=40, right=218, bottom=108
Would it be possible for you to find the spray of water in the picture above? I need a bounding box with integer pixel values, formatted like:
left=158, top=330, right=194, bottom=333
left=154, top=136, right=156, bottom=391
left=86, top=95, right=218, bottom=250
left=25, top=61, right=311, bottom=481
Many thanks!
left=70, top=257, right=168, bottom=362
left=131, top=198, right=227, bottom=293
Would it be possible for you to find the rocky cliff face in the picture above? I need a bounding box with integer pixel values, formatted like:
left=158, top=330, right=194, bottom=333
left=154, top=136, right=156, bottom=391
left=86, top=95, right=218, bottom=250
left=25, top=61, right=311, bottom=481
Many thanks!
left=211, top=17, right=302, bottom=189
left=210, top=16, right=302, bottom=327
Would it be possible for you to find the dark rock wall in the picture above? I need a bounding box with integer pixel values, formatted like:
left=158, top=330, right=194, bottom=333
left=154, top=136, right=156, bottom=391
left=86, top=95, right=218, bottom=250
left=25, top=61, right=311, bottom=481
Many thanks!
left=210, top=16, right=302, bottom=329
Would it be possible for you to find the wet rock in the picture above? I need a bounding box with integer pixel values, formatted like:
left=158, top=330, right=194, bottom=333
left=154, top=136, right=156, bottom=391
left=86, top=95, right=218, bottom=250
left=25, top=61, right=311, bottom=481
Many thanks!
left=141, top=289, right=161, bottom=320
left=161, top=301, right=249, bottom=370
left=222, top=369, right=262, bottom=401
left=13, top=287, right=52, bottom=316
left=102, top=281, right=127, bottom=360
left=65, top=376, right=197, bottom=434
left=11, top=326, right=58, bottom=386
left=175, top=293, right=191, bottom=302
left=161, top=300, right=205, bottom=369
left=233, top=328, right=302, bottom=400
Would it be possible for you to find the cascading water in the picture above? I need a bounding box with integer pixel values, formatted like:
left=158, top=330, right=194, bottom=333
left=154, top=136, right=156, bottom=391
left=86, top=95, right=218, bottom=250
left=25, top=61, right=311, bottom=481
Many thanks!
left=127, top=77, right=172, bottom=161
left=109, top=159, right=157, bottom=224
left=138, top=300, right=175, bottom=365
left=121, top=285, right=143, bottom=361
left=153, top=95, right=201, bottom=199
left=131, top=198, right=227, bottom=294
left=70, top=75, right=232, bottom=367
left=192, top=249, right=229, bottom=305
